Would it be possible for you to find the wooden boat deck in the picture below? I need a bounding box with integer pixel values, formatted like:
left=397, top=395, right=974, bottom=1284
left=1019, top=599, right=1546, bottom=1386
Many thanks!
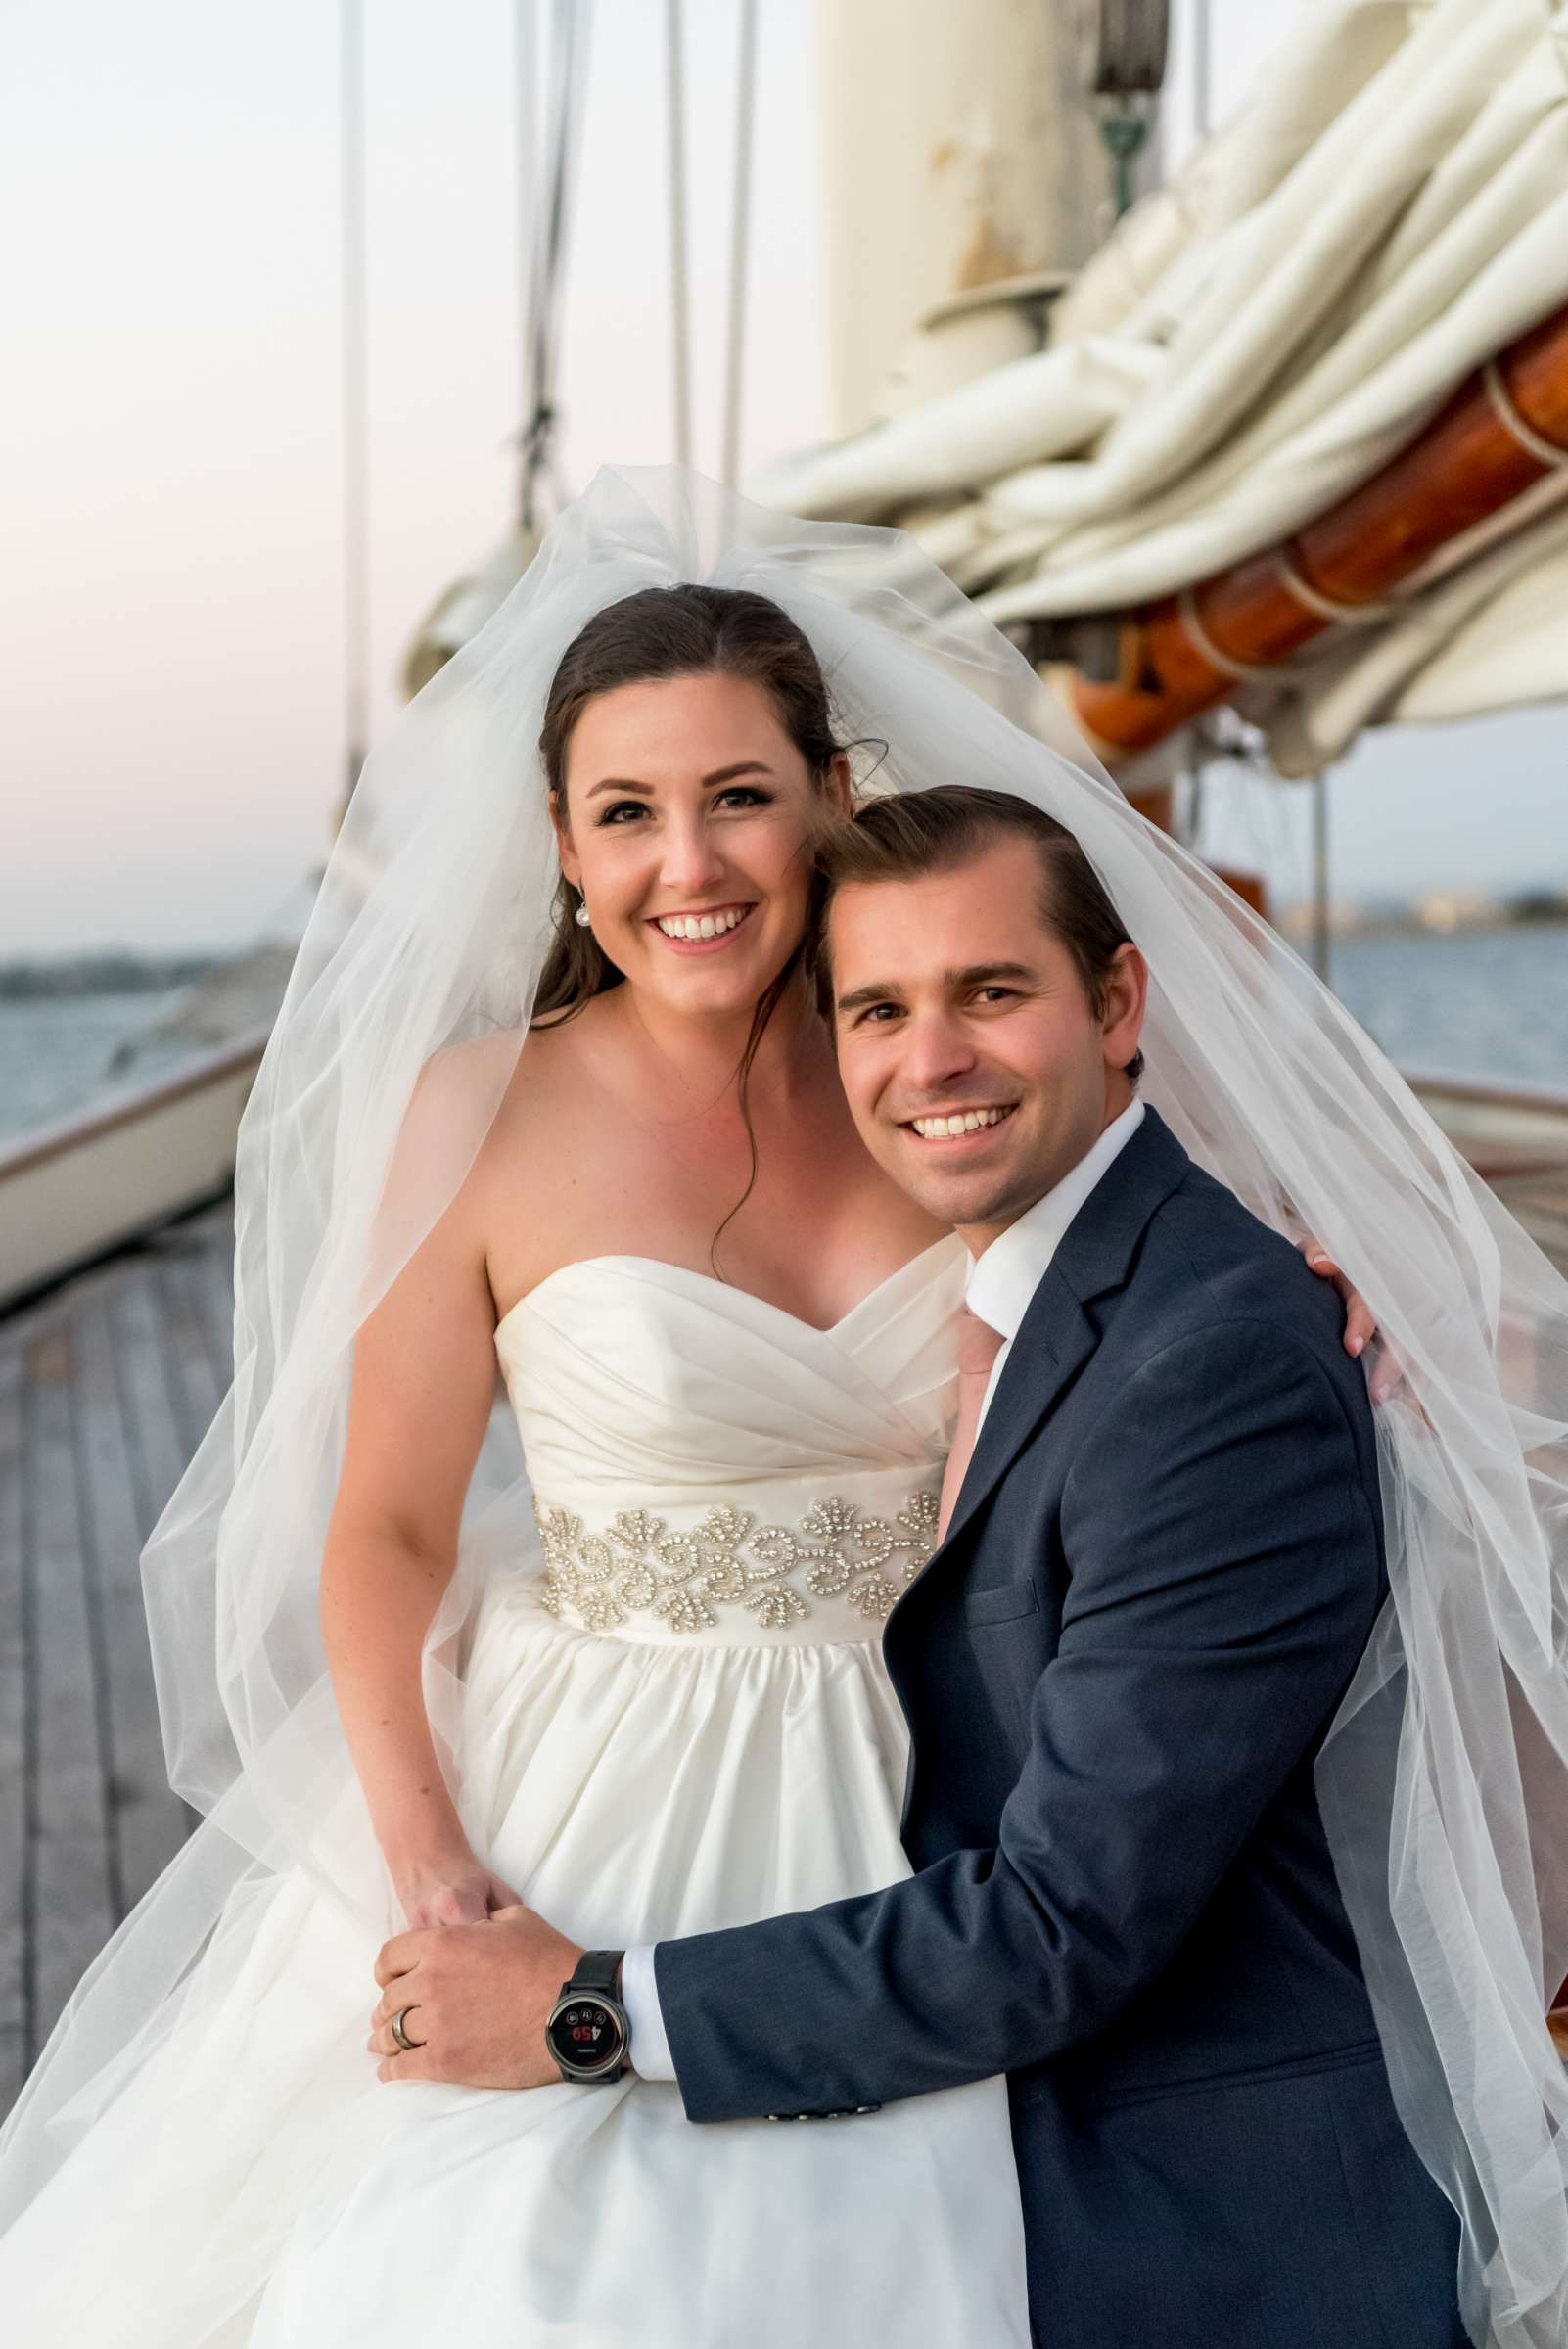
left=0, top=1196, right=233, bottom=2114
left=3, top=1110, right=1566, bottom=2121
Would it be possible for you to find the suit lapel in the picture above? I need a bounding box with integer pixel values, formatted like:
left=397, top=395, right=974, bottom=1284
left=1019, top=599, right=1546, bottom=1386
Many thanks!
left=900, top=1108, right=1192, bottom=1593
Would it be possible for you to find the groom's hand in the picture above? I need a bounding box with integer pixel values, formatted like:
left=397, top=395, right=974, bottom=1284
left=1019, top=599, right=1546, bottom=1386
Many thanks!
left=367, top=1906, right=584, bottom=2087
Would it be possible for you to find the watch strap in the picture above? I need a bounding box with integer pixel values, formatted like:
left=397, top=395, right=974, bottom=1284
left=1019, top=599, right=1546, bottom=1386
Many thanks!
left=569, top=1948, right=625, bottom=2001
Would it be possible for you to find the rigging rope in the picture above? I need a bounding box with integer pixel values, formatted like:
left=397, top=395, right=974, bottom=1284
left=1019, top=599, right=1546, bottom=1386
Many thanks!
left=338, top=0, right=370, bottom=823
left=721, top=0, right=759, bottom=489
left=665, top=0, right=693, bottom=470
left=515, top=0, right=538, bottom=478
left=519, top=0, right=591, bottom=531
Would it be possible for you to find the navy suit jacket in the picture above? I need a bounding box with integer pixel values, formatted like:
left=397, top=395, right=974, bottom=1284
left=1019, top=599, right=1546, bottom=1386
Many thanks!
left=654, top=1108, right=1466, bottom=2347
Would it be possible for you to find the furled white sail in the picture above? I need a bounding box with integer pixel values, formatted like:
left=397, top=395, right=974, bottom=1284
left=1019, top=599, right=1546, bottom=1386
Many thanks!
left=752, top=0, right=1568, bottom=768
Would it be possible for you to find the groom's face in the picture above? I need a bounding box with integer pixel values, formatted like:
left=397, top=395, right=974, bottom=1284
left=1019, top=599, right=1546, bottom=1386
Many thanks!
left=827, top=840, right=1146, bottom=1245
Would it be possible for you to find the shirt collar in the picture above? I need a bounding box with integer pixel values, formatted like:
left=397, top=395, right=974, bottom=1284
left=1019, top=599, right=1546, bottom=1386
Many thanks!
left=962, top=1097, right=1146, bottom=1341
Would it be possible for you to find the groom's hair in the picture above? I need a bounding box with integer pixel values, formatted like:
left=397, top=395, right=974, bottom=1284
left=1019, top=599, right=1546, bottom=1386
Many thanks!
left=814, top=785, right=1144, bottom=1085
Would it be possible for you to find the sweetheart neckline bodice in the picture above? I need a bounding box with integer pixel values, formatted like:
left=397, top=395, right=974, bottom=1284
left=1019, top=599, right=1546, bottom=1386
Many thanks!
left=492, top=1231, right=966, bottom=1351
left=486, top=1233, right=964, bottom=1646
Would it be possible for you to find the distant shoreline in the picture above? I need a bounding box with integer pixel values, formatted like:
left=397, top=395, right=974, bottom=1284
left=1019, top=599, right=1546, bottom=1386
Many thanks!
left=0, top=952, right=221, bottom=1000
left=1312, top=912, right=1568, bottom=945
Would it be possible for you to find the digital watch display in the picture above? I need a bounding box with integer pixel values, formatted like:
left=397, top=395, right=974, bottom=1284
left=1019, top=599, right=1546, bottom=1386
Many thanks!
left=545, top=1950, right=630, bottom=2083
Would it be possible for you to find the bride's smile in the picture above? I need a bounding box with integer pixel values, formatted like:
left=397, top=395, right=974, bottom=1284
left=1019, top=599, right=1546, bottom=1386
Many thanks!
left=651, top=898, right=756, bottom=949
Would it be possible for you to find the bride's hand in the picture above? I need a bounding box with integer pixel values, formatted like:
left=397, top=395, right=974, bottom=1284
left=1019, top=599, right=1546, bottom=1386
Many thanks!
left=1300, top=1235, right=1403, bottom=1405
left=389, top=1848, right=526, bottom=1931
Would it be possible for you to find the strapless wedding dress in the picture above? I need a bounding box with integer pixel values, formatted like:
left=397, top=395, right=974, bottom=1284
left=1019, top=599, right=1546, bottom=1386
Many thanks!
left=0, top=1240, right=1032, bottom=2345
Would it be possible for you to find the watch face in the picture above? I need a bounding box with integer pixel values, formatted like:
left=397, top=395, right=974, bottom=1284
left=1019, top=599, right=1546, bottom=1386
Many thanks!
left=547, top=1996, right=625, bottom=2075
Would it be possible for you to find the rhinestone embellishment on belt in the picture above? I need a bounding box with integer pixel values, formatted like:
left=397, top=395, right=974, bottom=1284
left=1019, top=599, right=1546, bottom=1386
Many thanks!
left=531, top=1490, right=941, bottom=1634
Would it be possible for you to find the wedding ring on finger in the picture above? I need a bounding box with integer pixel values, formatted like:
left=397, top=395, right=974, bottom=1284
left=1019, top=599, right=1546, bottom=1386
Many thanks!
left=390, top=2005, right=420, bottom=2052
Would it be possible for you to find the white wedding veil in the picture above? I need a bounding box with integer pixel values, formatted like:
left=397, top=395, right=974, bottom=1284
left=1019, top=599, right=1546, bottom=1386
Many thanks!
left=0, top=464, right=1564, bottom=2347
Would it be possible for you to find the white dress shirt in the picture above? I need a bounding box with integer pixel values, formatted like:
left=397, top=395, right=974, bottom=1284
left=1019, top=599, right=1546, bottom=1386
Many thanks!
left=620, top=1095, right=1147, bottom=2083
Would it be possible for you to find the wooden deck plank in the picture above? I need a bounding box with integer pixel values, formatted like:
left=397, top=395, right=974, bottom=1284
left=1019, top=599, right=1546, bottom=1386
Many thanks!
left=74, top=1292, right=192, bottom=1904
left=26, top=1310, right=116, bottom=2050
left=178, top=1209, right=235, bottom=1396
left=108, top=1251, right=200, bottom=1562
left=0, top=1206, right=234, bottom=2115
left=0, top=1346, right=26, bottom=2109
left=152, top=1240, right=225, bottom=1458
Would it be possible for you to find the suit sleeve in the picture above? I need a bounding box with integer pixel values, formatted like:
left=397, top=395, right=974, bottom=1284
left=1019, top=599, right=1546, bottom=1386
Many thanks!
left=652, top=1319, right=1384, bottom=2122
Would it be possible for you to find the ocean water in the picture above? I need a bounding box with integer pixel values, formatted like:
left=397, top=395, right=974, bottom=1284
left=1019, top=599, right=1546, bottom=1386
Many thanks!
left=0, top=990, right=191, bottom=1141
left=1326, top=923, right=1568, bottom=1091
left=1, top=926, right=1565, bottom=1150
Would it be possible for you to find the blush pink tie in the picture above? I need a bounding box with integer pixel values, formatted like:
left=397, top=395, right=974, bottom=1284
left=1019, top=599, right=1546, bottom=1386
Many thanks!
left=937, top=1306, right=1006, bottom=1541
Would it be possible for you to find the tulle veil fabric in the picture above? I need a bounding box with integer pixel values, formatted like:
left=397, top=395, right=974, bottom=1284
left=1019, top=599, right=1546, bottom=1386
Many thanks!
left=0, top=463, right=1564, bottom=2346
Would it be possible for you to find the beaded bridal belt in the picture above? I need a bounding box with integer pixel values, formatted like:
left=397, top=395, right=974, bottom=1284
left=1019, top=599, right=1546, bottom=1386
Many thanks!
left=528, top=1486, right=942, bottom=1645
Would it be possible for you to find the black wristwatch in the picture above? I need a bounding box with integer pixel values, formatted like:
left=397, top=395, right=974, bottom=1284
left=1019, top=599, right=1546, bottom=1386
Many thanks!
left=545, top=1949, right=630, bottom=2083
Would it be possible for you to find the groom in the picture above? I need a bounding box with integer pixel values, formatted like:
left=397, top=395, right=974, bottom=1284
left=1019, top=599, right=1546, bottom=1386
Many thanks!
left=370, top=785, right=1465, bottom=2346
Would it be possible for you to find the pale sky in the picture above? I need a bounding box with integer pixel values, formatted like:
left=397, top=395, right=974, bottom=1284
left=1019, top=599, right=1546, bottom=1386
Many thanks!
left=2, top=0, right=1562, bottom=955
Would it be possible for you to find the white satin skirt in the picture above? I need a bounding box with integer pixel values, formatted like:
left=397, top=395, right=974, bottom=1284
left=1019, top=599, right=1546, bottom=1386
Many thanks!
left=0, top=1574, right=1032, bottom=2346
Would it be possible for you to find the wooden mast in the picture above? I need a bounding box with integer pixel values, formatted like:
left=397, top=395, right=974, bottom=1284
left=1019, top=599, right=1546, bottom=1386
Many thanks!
left=1063, top=301, right=1568, bottom=760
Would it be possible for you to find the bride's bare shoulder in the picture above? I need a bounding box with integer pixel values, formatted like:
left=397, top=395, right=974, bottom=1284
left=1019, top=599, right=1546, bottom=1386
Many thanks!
left=463, top=1010, right=616, bottom=1302
left=417, top=1024, right=526, bottom=1085
left=383, top=1026, right=561, bottom=1200
left=497, top=1001, right=612, bottom=1119
left=381, top=1020, right=596, bottom=1283
left=396, top=1026, right=526, bottom=1140
left=410, top=1010, right=611, bottom=1210
left=411, top=1012, right=589, bottom=1118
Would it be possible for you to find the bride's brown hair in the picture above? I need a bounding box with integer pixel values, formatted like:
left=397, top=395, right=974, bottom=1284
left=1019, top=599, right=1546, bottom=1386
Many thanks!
left=534, top=581, right=872, bottom=1269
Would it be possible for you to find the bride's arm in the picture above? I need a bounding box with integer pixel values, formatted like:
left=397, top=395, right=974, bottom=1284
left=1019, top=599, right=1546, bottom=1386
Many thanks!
left=319, top=1178, right=517, bottom=1930
left=1300, top=1237, right=1402, bottom=1405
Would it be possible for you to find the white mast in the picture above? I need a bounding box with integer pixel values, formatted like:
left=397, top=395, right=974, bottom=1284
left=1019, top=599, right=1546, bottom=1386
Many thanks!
left=812, top=0, right=1112, bottom=438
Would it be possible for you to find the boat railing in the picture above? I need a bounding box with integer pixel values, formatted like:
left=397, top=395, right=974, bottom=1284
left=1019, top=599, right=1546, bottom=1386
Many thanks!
left=1405, top=1071, right=1568, bottom=1115
left=0, top=1022, right=273, bottom=1314
left=1405, top=1071, right=1568, bottom=1183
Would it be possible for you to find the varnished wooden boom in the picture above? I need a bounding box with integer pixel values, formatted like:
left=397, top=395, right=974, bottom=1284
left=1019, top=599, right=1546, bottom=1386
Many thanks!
left=1070, top=302, right=1568, bottom=755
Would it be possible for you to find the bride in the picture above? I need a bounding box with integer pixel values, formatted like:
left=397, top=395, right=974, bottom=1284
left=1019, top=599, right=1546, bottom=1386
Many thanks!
left=0, top=466, right=1563, bottom=2348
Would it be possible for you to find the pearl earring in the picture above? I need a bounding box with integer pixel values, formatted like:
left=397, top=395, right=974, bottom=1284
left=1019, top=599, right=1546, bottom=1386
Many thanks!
left=574, top=889, right=592, bottom=930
